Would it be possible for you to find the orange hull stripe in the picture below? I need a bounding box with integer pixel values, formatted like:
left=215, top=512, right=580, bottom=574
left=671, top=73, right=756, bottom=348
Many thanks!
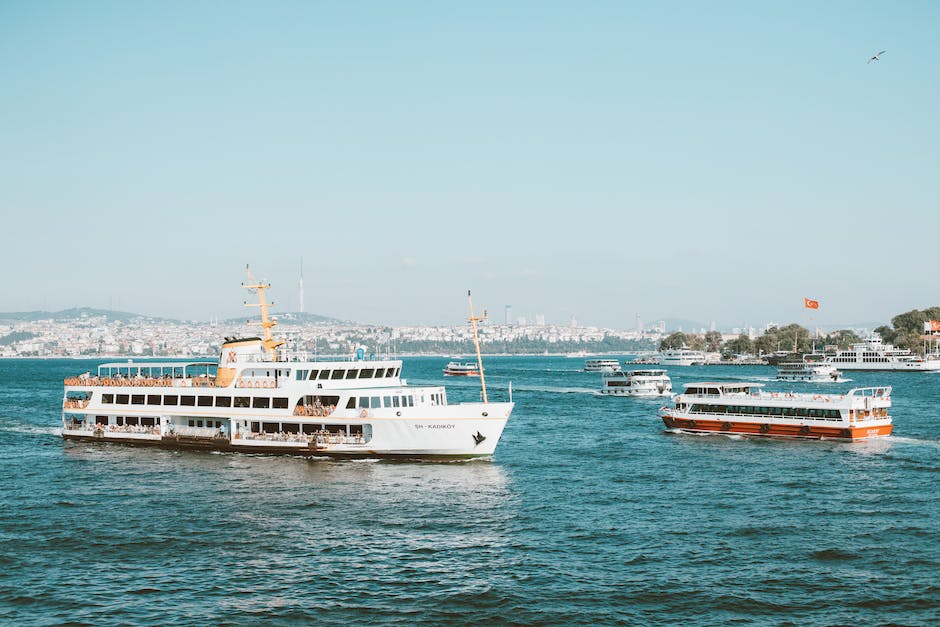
left=662, top=416, right=892, bottom=440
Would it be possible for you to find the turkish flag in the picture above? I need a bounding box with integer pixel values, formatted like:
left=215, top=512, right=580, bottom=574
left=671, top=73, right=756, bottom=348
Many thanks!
left=804, top=298, right=819, bottom=309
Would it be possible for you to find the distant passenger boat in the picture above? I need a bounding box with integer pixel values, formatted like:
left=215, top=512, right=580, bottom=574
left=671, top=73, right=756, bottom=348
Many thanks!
left=600, top=369, right=672, bottom=397
left=824, top=336, right=940, bottom=371
left=657, top=348, right=706, bottom=366
left=443, top=361, right=481, bottom=376
left=584, top=359, right=621, bottom=372
left=660, top=382, right=892, bottom=440
left=776, top=358, right=842, bottom=383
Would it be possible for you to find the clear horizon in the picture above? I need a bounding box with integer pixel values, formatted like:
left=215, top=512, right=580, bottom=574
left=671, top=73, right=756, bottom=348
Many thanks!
left=2, top=2, right=938, bottom=329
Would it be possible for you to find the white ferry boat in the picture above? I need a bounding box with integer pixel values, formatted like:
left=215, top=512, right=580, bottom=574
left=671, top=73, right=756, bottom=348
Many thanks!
left=61, top=273, right=513, bottom=459
left=658, top=348, right=706, bottom=366
left=824, top=336, right=940, bottom=371
left=584, top=359, right=621, bottom=372
left=442, top=361, right=481, bottom=376
left=600, top=369, right=672, bottom=397
left=776, top=358, right=842, bottom=382
left=659, top=382, right=892, bottom=440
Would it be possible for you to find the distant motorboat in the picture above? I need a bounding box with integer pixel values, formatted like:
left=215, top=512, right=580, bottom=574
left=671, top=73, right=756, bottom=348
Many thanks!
left=776, top=358, right=842, bottom=383
left=584, top=359, right=621, bottom=372
left=443, top=361, right=481, bottom=377
left=600, top=369, right=672, bottom=397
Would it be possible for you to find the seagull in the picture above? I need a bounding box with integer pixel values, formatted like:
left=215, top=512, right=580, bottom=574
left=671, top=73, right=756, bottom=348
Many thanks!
left=867, top=50, right=887, bottom=64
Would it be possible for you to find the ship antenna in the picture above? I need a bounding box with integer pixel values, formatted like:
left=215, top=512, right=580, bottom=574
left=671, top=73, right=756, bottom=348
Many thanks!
left=242, top=265, right=285, bottom=361
left=468, top=290, right=488, bottom=404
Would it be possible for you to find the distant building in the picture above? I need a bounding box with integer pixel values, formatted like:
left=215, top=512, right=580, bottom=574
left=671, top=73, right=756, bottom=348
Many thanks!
left=505, top=305, right=512, bottom=325
left=535, top=314, right=545, bottom=326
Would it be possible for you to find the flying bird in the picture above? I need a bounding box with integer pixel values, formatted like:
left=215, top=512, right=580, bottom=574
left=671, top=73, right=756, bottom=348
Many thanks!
left=867, top=50, right=887, bottom=64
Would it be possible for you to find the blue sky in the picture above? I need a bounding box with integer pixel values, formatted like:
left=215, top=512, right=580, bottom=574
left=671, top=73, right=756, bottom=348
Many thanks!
left=1, top=1, right=938, bottom=328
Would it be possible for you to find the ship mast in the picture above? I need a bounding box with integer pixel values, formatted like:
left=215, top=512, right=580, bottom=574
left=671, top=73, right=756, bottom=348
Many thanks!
left=468, top=290, right=488, bottom=403
left=242, top=265, right=284, bottom=360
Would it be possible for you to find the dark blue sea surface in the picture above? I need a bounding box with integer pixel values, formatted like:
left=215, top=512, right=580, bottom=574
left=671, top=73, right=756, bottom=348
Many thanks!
left=2, top=357, right=940, bottom=625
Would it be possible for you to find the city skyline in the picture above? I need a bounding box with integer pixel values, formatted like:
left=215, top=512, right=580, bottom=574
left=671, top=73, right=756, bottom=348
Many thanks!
left=2, top=3, right=938, bottom=328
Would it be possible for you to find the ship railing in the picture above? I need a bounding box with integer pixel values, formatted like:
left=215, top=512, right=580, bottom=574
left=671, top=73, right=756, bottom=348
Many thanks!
left=168, top=426, right=228, bottom=439
left=94, top=424, right=161, bottom=436
left=63, top=420, right=93, bottom=431
left=63, top=399, right=90, bottom=409
left=234, top=377, right=283, bottom=389
left=240, top=431, right=367, bottom=446
left=64, top=376, right=218, bottom=388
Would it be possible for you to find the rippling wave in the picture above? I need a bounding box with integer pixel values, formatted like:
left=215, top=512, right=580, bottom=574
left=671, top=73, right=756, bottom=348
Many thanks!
left=2, top=357, right=940, bottom=624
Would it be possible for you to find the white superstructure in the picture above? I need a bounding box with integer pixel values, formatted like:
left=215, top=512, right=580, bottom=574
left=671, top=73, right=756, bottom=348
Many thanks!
left=824, top=336, right=940, bottom=371
left=600, top=369, right=672, bottom=397
left=61, top=271, right=513, bottom=459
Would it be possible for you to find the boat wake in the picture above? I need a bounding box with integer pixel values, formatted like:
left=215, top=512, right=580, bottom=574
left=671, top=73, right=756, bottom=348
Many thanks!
left=888, top=436, right=940, bottom=448
left=0, top=423, right=61, bottom=437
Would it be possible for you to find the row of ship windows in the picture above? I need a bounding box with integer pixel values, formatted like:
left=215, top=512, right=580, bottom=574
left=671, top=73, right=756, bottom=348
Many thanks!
left=295, top=367, right=401, bottom=381
left=101, top=393, right=290, bottom=409
left=688, top=404, right=842, bottom=419
left=830, top=357, right=890, bottom=362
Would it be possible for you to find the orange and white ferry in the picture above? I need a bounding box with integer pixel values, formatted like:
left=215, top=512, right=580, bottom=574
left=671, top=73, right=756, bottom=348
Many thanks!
left=659, top=382, right=892, bottom=440
left=60, top=270, right=513, bottom=459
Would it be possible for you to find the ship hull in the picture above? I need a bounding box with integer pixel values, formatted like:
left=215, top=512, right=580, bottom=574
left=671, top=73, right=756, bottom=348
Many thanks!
left=661, top=415, right=892, bottom=440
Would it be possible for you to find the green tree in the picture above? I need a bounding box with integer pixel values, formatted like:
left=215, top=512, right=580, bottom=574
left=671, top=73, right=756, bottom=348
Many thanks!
left=704, top=331, right=723, bottom=352
left=724, top=334, right=755, bottom=357
left=660, top=332, right=689, bottom=350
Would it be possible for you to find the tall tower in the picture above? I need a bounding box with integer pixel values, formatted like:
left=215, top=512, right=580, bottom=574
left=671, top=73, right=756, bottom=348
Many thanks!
left=636, top=313, right=643, bottom=334
left=298, top=258, right=305, bottom=314
left=505, top=305, right=512, bottom=325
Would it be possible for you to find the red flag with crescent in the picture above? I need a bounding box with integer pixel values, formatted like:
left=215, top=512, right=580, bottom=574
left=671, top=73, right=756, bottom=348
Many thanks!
left=804, top=298, right=819, bottom=309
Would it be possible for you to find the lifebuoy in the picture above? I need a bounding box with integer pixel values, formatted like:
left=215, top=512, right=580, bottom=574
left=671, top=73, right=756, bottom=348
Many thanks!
left=721, top=422, right=732, bottom=431
left=841, top=428, right=852, bottom=438
left=360, top=409, right=368, bottom=418
left=800, top=425, right=811, bottom=435
left=759, top=423, right=771, bottom=434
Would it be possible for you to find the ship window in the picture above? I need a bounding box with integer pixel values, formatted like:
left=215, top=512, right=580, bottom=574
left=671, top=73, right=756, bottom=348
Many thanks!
left=359, top=369, right=374, bottom=379
left=147, top=394, right=161, bottom=405
left=282, top=423, right=299, bottom=434
left=262, top=422, right=278, bottom=433
left=252, top=397, right=270, bottom=409
left=196, top=420, right=203, bottom=427
left=215, top=396, right=231, bottom=407
left=346, top=398, right=356, bottom=409
left=359, top=397, right=369, bottom=408
left=392, top=396, right=400, bottom=408
left=307, top=370, right=318, bottom=380
left=331, top=370, right=345, bottom=380
left=302, top=424, right=318, bottom=434
left=187, top=419, right=194, bottom=427
left=273, top=397, right=288, bottom=409
left=406, top=396, right=414, bottom=407
left=125, top=416, right=138, bottom=426
left=349, top=424, right=363, bottom=436
left=198, top=396, right=213, bottom=407
left=116, top=394, right=129, bottom=404
left=141, top=417, right=154, bottom=427
left=296, top=370, right=308, bottom=381
left=250, top=421, right=260, bottom=432
left=346, top=369, right=358, bottom=379
left=234, top=396, right=250, bottom=408
left=181, top=395, right=196, bottom=406
left=394, top=368, right=401, bottom=377
left=374, top=368, right=386, bottom=378
left=116, top=416, right=124, bottom=426
left=371, top=396, right=381, bottom=408
left=383, top=396, right=391, bottom=407
left=164, top=395, right=178, bottom=405
left=318, top=370, right=331, bottom=380
left=102, top=394, right=114, bottom=404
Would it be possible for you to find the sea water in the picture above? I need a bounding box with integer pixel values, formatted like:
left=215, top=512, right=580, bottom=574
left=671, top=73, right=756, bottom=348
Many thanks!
left=1, top=357, right=939, bottom=624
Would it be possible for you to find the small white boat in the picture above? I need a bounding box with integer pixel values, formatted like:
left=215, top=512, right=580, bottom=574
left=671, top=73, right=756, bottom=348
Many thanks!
left=600, top=369, right=672, bottom=396
left=584, top=359, right=621, bottom=372
left=776, top=359, right=842, bottom=382
left=443, top=361, right=481, bottom=376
